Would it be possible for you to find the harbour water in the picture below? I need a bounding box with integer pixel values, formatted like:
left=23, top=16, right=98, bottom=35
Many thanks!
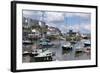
left=22, top=39, right=91, bottom=62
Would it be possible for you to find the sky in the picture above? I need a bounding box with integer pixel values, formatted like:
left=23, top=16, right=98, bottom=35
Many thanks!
left=23, top=10, right=91, bottom=34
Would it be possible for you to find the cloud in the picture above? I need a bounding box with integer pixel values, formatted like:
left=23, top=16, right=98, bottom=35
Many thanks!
left=23, top=11, right=65, bottom=22
left=69, top=25, right=80, bottom=32
left=23, top=10, right=43, bottom=20
left=65, top=12, right=91, bottom=19
left=46, top=23, right=91, bottom=34
left=23, top=10, right=91, bottom=34
left=66, top=23, right=91, bottom=33
left=44, top=12, right=64, bottom=22
left=80, top=23, right=91, bottom=32
left=23, top=10, right=42, bottom=16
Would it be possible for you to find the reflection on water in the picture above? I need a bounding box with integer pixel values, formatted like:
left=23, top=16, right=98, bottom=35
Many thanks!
left=22, top=39, right=91, bottom=62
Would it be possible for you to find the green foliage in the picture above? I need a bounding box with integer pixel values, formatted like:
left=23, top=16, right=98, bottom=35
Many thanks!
left=47, top=35, right=59, bottom=40
left=66, top=36, right=81, bottom=41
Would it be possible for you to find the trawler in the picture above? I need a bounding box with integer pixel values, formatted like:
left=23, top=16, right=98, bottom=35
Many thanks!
left=62, top=42, right=73, bottom=54
left=84, top=40, right=91, bottom=47
left=33, top=49, right=55, bottom=62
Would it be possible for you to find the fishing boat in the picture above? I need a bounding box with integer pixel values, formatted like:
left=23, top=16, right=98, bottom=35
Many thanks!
left=23, top=51, right=30, bottom=55
left=83, top=40, right=91, bottom=55
left=33, top=50, right=54, bottom=62
left=23, top=40, right=33, bottom=45
left=39, top=38, right=53, bottom=47
left=62, top=42, right=73, bottom=54
left=84, top=40, right=91, bottom=47
left=70, top=41, right=77, bottom=44
left=74, top=42, right=84, bottom=57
